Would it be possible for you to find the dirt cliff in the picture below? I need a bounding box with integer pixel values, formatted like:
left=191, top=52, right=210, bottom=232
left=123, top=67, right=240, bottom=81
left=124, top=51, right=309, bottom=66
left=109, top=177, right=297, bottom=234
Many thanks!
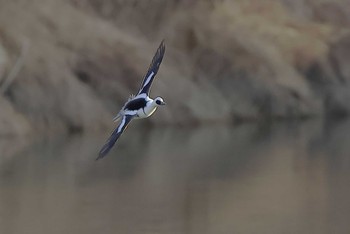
left=0, top=0, right=350, bottom=136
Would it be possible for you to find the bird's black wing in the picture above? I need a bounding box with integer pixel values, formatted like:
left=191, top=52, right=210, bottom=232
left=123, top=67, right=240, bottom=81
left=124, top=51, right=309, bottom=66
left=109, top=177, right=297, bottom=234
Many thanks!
left=137, top=40, right=166, bottom=95
left=96, top=115, right=134, bottom=160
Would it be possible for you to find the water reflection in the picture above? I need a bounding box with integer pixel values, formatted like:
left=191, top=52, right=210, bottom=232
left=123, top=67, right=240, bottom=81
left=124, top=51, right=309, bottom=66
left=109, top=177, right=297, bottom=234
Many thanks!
left=0, top=120, right=350, bottom=234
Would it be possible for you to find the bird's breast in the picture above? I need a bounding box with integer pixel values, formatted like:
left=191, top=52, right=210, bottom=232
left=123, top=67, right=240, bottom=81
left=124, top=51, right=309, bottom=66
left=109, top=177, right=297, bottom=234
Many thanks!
left=137, top=105, right=157, bottom=118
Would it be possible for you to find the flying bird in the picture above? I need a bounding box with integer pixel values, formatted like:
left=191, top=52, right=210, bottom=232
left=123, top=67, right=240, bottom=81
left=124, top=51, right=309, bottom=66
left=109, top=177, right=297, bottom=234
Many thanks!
left=97, top=41, right=166, bottom=160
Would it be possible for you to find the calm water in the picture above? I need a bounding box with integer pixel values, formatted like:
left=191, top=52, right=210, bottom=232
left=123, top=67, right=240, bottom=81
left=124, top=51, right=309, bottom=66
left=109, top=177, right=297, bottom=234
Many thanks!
left=1, top=120, right=350, bottom=234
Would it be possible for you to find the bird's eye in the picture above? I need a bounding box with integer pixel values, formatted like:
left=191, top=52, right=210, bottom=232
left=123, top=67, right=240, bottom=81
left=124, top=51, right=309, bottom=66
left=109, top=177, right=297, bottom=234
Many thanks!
left=156, top=100, right=161, bottom=105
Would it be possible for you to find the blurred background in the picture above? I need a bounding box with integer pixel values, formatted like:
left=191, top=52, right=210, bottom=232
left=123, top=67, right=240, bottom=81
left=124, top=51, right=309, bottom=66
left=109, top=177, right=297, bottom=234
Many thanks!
left=1, top=0, right=350, bottom=233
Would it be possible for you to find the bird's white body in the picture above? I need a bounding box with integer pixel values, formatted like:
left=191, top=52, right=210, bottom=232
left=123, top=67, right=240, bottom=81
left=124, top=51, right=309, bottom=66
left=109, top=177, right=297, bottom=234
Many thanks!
left=130, top=96, right=159, bottom=119
left=138, top=99, right=158, bottom=118
left=114, top=95, right=161, bottom=121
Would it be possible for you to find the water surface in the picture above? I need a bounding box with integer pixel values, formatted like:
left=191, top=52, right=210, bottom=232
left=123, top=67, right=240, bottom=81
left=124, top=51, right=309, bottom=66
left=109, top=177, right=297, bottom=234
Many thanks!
left=1, top=120, right=350, bottom=234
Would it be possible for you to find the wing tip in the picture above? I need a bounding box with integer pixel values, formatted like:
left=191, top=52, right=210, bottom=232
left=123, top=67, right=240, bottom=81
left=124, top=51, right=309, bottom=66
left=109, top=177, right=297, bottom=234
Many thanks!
left=95, top=156, right=102, bottom=161
left=96, top=140, right=114, bottom=160
left=159, top=39, right=166, bottom=55
left=160, top=39, right=165, bottom=47
left=95, top=149, right=108, bottom=161
left=154, top=39, right=165, bottom=59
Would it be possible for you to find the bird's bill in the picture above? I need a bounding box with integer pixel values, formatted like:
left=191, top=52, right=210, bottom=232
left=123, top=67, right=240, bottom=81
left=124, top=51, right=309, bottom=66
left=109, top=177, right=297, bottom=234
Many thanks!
left=160, top=101, right=166, bottom=105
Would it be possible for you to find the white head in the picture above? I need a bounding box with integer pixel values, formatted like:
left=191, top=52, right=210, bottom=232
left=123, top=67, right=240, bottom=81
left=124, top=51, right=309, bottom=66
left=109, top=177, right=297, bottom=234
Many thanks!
left=154, top=96, right=166, bottom=106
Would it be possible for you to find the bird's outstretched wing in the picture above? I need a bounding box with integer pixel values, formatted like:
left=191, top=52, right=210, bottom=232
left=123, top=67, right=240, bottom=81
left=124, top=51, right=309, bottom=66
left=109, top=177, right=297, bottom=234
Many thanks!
left=137, top=40, right=166, bottom=95
left=96, top=115, right=134, bottom=160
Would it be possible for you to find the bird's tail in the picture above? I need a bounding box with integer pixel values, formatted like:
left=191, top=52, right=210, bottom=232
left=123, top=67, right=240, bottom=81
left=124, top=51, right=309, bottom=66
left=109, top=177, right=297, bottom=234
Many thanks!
left=113, top=94, right=134, bottom=122
left=113, top=113, right=122, bottom=122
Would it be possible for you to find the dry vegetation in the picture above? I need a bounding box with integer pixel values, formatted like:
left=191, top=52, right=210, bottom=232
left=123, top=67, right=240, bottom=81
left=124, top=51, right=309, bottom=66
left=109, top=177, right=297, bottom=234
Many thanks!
left=0, top=0, right=350, bottom=136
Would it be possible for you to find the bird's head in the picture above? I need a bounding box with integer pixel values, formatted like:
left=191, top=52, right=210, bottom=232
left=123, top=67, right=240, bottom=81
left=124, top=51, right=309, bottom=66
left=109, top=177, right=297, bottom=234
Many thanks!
left=154, top=97, right=166, bottom=106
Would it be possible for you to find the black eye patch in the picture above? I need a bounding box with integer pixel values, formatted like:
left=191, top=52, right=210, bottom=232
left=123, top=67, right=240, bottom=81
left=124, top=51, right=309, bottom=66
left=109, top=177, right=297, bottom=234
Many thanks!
left=156, top=100, right=161, bottom=105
